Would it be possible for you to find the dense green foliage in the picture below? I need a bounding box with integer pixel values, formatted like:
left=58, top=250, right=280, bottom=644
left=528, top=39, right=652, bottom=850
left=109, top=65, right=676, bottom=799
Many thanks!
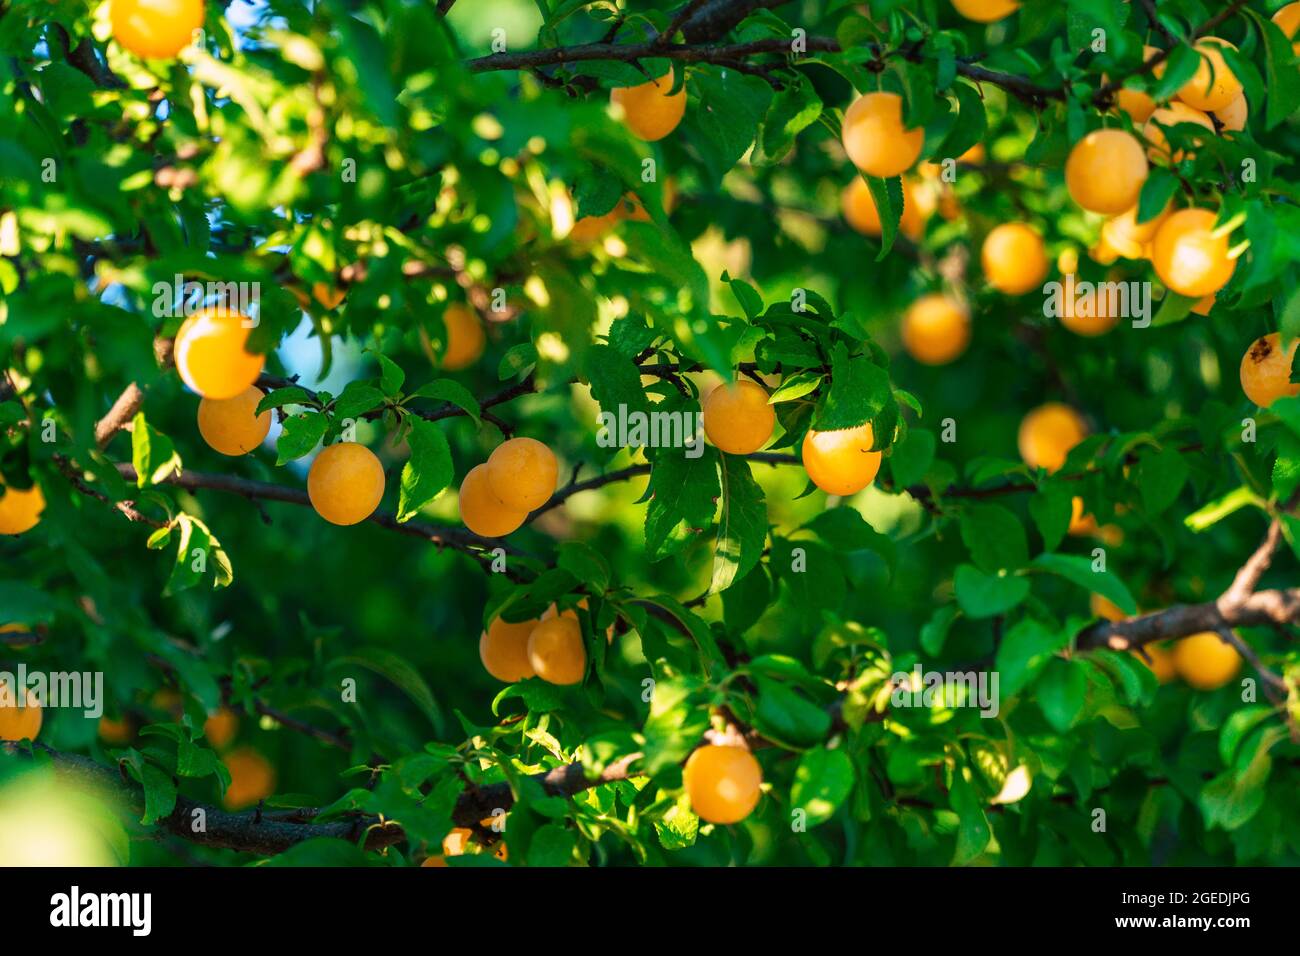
left=1, top=0, right=1299, bottom=867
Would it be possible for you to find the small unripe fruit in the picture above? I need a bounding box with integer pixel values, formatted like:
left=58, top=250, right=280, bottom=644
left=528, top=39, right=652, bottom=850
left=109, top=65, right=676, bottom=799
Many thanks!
left=1177, top=39, right=1243, bottom=113
left=901, top=294, right=970, bottom=365
left=458, top=463, right=527, bottom=538
left=981, top=222, right=1048, bottom=295
left=221, top=748, right=275, bottom=810
left=0, top=480, right=44, bottom=536
left=526, top=616, right=586, bottom=686
left=197, top=385, right=272, bottom=456
left=702, top=380, right=776, bottom=454
left=480, top=616, right=538, bottom=683
left=610, top=70, right=686, bottom=142
left=174, top=307, right=265, bottom=400
left=802, top=424, right=882, bottom=496
left=307, top=442, right=385, bottom=526
left=684, top=744, right=762, bottom=824
left=1149, top=208, right=1237, bottom=299
left=949, top=0, right=1019, bottom=22
left=485, top=437, right=558, bottom=511
left=1239, top=333, right=1300, bottom=408
left=1018, top=403, right=1087, bottom=473
left=110, top=0, right=204, bottom=60
left=1143, top=101, right=1213, bottom=164
left=0, top=684, right=42, bottom=741
left=841, top=92, right=924, bottom=179
left=1172, top=631, right=1242, bottom=690
left=1065, top=130, right=1148, bottom=215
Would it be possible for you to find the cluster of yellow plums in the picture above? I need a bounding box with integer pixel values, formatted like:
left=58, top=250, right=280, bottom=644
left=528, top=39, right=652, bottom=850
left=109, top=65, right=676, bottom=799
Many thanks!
left=457, top=437, right=558, bottom=537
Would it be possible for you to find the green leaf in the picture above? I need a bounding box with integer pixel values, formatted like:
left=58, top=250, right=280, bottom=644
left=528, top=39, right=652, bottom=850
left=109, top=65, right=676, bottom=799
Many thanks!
left=655, top=801, right=699, bottom=850
left=256, top=386, right=314, bottom=414
left=1137, top=167, right=1179, bottom=224
left=954, top=564, right=1029, bottom=618
left=996, top=618, right=1072, bottom=698
left=920, top=604, right=960, bottom=656
left=332, top=381, right=386, bottom=421
left=710, top=456, right=767, bottom=593
left=276, top=412, right=328, bottom=464
left=767, top=370, right=823, bottom=404
left=130, top=412, right=181, bottom=488
left=791, top=747, right=854, bottom=827
left=556, top=541, right=612, bottom=593
left=397, top=417, right=453, bottom=522
left=527, top=823, right=578, bottom=866
left=865, top=174, right=904, bottom=259
left=498, top=343, right=537, bottom=380
left=960, top=503, right=1028, bottom=573
left=751, top=675, right=831, bottom=749
left=948, top=768, right=991, bottom=866
left=587, top=343, right=651, bottom=421
left=1135, top=446, right=1188, bottom=515
left=645, top=448, right=719, bottom=559
left=1247, top=8, right=1300, bottom=130
left=814, top=343, right=891, bottom=431
left=333, top=648, right=442, bottom=734
left=1031, top=552, right=1137, bottom=614
left=803, top=507, right=895, bottom=573
left=1029, top=483, right=1073, bottom=552
left=406, top=379, right=482, bottom=425
left=1035, top=658, right=1088, bottom=732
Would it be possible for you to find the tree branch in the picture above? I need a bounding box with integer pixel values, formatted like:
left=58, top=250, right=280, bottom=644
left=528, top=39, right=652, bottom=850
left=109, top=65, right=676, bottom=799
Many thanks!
left=0, top=743, right=641, bottom=856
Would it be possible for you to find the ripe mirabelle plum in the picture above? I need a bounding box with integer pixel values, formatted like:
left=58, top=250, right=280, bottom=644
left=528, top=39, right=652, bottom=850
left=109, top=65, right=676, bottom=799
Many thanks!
left=1018, top=403, right=1087, bottom=473
left=221, top=748, right=276, bottom=810
left=485, top=437, right=558, bottom=511
left=841, top=92, right=924, bottom=179
left=197, top=385, right=272, bottom=456
left=526, top=616, right=586, bottom=686
left=1100, top=201, right=1171, bottom=260
left=0, top=480, right=44, bottom=536
left=1113, top=48, right=1162, bottom=124
left=802, top=424, right=882, bottom=496
left=1212, top=93, right=1247, bottom=137
left=1136, top=643, right=1176, bottom=684
left=1172, top=631, right=1242, bottom=690
left=174, top=307, right=265, bottom=400
left=0, top=683, right=42, bottom=742
left=479, top=616, right=538, bottom=683
left=459, top=464, right=527, bottom=538
left=841, top=177, right=931, bottom=240
left=1274, top=2, right=1300, bottom=54
left=1065, top=130, right=1149, bottom=215
left=307, top=442, right=385, bottom=526
left=684, top=744, right=763, bottom=824
left=1239, top=333, right=1300, bottom=408
left=949, top=0, right=1019, bottom=22
left=1142, top=101, right=1214, bottom=164
left=1177, top=39, right=1243, bottom=113
left=203, top=707, right=238, bottom=749
left=543, top=598, right=616, bottom=644
left=702, top=380, right=776, bottom=455
left=981, top=222, right=1048, bottom=295
left=1067, top=497, right=1099, bottom=536
left=901, top=294, right=970, bottom=365
left=110, top=0, right=204, bottom=60
left=1150, top=208, right=1238, bottom=298
left=427, top=303, right=486, bottom=372
left=1058, top=275, right=1120, bottom=337
left=610, top=70, right=686, bottom=142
